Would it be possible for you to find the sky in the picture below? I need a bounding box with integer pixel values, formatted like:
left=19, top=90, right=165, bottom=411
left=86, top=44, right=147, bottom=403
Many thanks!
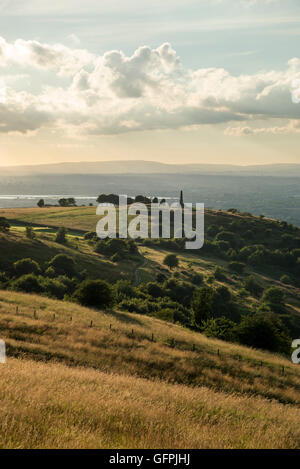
left=0, top=0, right=300, bottom=166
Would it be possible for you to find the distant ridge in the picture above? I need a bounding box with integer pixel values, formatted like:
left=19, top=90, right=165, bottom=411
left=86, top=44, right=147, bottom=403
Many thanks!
left=1, top=160, right=300, bottom=177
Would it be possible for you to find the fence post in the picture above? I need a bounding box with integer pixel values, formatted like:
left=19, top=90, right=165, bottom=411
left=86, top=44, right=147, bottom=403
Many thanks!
left=34, top=310, right=37, bottom=319
left=282, top=366, right=285, bottom=376
left=70, top=316, right=72, bottom=322
left=151, top=333, right=154, bottom=342
left=110, top=323, right=112, bottom=330
left=90, top=320, right=93, bottom=328
left=53, top=313, right=55, bottom=321
left=16, top=306, right=18, bottom=314
left=217, top=349, right=220, bottom=357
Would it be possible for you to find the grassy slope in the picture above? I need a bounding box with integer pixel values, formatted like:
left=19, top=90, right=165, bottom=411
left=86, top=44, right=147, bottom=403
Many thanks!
left=0, top=290, right=299, bottom=448
left=0, top=290, right=299, bottom=406
left=1, top=357, right=299, bottom=449
left=0, top=231, right=140, bottom=283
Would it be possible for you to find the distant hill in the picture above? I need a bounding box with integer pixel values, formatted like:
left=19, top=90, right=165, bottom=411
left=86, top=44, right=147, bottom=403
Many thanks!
left=2, top=160, right=300, bottom=177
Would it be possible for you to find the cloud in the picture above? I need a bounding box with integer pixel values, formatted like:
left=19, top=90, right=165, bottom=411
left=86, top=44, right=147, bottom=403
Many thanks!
left=225, top=120, right=300, bottom=136
left=0, top=38, right=300, bottom=135
left=0, top=36, right=93, bottom=75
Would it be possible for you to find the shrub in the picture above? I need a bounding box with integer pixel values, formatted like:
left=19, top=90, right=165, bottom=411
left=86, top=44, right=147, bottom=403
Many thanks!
left=143, top=282, right=164, bottom=299
left=55, top=227, right=67, bottom=244
left=261, top=286, right=286, bottom=313
left=201, top=317, right=237, bottom=342
left=11, top=274, right=43, bottom=293
left=25, top=226, right=35, bottom=239
left=190, top=272, right=204, bottom=285
left=280, top=274, right=292, bottom=285
left=228, top=261, right=245, bottom=274
left=191, top=286, right=214, bottom=326
left=213, top=266, right=226, bottom=281
left=41, top=277, right=67, bottom=299
left=153, top=308, right=174, bottom=322
left=114, top=280, right=134, bottom=301
left=163, top=254, right=179, bottom=270
left=14, top=258, right=41, bottom=277
left=48, top=254, right=76, bottom=277
left=73, top=279, right=114, bottom=309
left=244, top=275, right=262, bottom=297
left=236, top=312, right=290, bottom=354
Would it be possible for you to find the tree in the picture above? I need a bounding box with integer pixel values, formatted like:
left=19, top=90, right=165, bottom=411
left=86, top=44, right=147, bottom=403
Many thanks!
left=25, top=225, right=35, bottom=239
left=14, top=258, right=41, bottom=277
left=191, top=286, right=214, bottom=326
left=48, top=254, right=76, bottom=277
left=37, top=199, right=45, bottom=208
left=73, top=279, right=114, bottom=309
left=163, top=254, right=179, bottom=270
left=0, top=217, right=10, bottom=233
left=55, top=227, right=67, bottom=244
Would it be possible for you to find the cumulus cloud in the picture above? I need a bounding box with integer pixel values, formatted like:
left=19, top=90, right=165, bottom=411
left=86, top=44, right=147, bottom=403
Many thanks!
left=0, top=38, right=300, bottom=135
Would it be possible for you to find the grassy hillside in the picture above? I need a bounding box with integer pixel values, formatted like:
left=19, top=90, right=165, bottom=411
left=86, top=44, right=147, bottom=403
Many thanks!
left=1, top=290, right=299, bottom=405
left=1, top=357, right=299, bottom=449
left=0, top=290, right=299, bottom=449
left=0, top=230, right=140, bottom=283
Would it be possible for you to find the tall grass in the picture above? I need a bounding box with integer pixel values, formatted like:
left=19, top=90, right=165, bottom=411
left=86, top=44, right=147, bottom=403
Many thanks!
left=0, top=358, right=299, bottom=449
left=0, top=290, right=299, bottom=406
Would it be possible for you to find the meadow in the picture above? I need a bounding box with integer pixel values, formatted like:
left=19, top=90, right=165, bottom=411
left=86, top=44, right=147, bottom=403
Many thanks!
left=1, top=357, right=299, bottom=449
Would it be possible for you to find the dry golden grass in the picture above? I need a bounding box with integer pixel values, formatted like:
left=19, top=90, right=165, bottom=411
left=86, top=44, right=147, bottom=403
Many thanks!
left=1, top=290, right=300, bottom=407
left=0, top=357, right=299, bottom=449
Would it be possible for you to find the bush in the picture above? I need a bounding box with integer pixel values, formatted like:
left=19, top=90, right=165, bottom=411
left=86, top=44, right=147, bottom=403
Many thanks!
left=11, top=274, right=43, bottom=293
left=191, top=286, right=214, bottom=326
left=213, top=266, right=226, bottom=281
left=190, top=272, right=204, bottom=285
left=55, top=227, right=67, bottom=244
left=14, top=258, right=41, bottom=277
left=228, top=261, right=245, bottom=274
left=280, top=274, right=292, bottom=285
left=163, top=254, right=179, bottom=269
left=25, top=226, right=35, bottom=239
left=201, top=317, right=237, bottom=342
left=73, top=279, right=114, bottom=309
left=236, top=312, right=290, bottom=354
left=153, top=308, right=174, bottom=322
left=114, top=280, right=135, bottom=301
left=41, top=277, right=67, bottom=299
left=261, top=286, right=286, bottom=313
left=48, top=254, right=76, bottom=277
left=143, top=282, right=164, bottom=298
left=244, top=275, right=262, bottom=297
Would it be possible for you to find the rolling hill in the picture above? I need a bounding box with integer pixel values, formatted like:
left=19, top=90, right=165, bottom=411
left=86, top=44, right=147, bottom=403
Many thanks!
left=0, top=290, right=299, bottom=449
